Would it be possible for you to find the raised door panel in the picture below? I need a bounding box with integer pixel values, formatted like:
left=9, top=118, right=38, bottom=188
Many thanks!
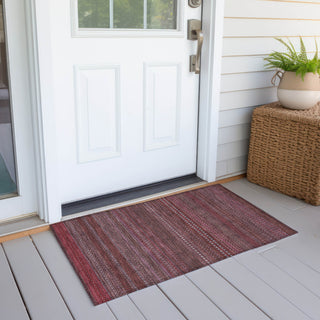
left=74, top=65, right=121, bottom=163
left=144, top=63, right=181, bottom=151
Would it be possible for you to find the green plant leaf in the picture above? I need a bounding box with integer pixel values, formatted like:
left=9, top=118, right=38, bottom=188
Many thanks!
left=299, top=36, right=308, bottom=62
left=264, top=37, right=320, bottom=80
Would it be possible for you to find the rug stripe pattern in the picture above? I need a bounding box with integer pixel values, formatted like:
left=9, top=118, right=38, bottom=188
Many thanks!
left=52, top=185, right=297, bottom=305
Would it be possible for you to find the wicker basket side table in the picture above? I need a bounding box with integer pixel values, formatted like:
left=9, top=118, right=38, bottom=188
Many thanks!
left=247, top=102, right=320, bottom=205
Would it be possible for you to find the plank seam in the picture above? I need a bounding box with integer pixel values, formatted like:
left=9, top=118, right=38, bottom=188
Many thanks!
left=256, top=244, right=277, bottom=254
left=222, top=53, right=318, bottom=59
left=127, top=292, right=158, bottom=320
left=219, top=122, right=252, bottom=129
left=105, top=301, right=121, bottom=320
left=218, top=123, right=250, bottom=130
left=220, top=87, right=276, bottom=95
left=183, top=274, right=232, bottom=319
left=217, top=155, right=248, bottom=163
left=233, top=255, right=314, bottom=318
left=218, top=137, right=250, bottom=146
left=221, top=70, right=275, bottom=76
left=220, top=105, right=267, bottom=112
left=262, top=0, right=320, bottom=5
left=223, top=54, right=269, bottom=58
left=225, top=17, right=320, bottom=22
left=261, top=250, right=320, bottom=298
left=1, top=243, right=32, bottom=320
left=223, top=35, right=320, bottom=39
left=155, top=284, right=189, bottom=320
left=277, top=242, right=320, bottom=275
left=207, top=264, right=272, bottom=319
left=30, top=236, right=76, bottom=320
left=221, top=86, right=274, bottom=94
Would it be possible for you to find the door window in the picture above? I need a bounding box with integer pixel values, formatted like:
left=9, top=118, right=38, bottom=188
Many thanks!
left=77, top=0, right=177, bottom=30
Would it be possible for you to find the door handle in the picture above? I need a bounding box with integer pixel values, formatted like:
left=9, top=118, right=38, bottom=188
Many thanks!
left=191, top=30, right=203, bottom=74
left=188, top=19, right=203, bottom=74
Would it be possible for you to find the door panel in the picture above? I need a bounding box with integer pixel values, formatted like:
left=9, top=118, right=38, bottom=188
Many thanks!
left=75, top=65, right=121, bottom=163
left=51, top=0, right=201, bottom=203
left=144, top=63, right=180, bottom=151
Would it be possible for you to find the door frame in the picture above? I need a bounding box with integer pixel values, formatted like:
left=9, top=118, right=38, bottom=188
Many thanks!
left=197, top=0, right=224, bottom=183
left=27, top=0, right=225, bottom=223
left=24, top=0, right=61, bottom=223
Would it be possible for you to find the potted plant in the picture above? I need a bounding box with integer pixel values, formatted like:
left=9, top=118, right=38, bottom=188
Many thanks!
left=265, top=37, right=320, bottom=110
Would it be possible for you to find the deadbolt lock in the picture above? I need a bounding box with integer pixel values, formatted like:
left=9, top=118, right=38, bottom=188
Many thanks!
left=187, top=19, right=201, bottom=40
left=189, top=0, right=201, bottom=8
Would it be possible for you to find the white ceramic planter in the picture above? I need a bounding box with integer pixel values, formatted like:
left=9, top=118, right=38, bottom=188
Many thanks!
left=277, top=89, right=320, bottom=110
left=277, top=71, right=320, bottom=110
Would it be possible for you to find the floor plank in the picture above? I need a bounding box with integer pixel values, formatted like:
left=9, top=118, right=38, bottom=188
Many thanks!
left=289, top=204, right=320, bottom=236
left=223, top=179, right=294, bottom=224
left=2, top=236, right=73, bottom=320
left=223, top=179, right=311, bottom=234
left=224, top=180, right=320, bottom=270
left=0, top=245, right=29, bottom=320
left=187, top=266, right=269, bottom=320
left=277, top=234, right=320, bottom=273
left=129, top=285, right=186, bottom=320
left=212, top=257, right=309, bottom=320
left=262, top=247, right=320, bottom=298
left=239, top=179, right=307, bottom=211
left=31, top=231, right=117, bottom=320
left=236, top=251, right=320, bottom=319
left=158, top=275, right=228, bottom=320
left=108, top=295, right=146, bottom=320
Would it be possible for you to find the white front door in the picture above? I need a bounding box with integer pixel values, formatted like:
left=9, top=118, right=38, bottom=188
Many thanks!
left=0, top=0, right=38, bottom=220
left=51, top=0, right=202, bottom=203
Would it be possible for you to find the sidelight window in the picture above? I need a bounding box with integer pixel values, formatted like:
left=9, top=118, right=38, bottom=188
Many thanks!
left=0, top=0, right=18, bottom=199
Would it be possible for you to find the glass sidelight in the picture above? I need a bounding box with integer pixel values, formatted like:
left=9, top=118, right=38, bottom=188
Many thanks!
left=78, top=0, right=177, bottom=30
left=0, top=0, right=17, bottom=199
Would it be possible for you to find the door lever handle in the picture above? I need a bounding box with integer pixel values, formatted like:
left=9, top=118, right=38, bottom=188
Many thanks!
left=188, top=19, right=203, bottom=74
left=193, top=30, right=203, bottom=74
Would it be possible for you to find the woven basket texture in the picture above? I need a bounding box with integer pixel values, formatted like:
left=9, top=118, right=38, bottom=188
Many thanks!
left=247, top=102, right=320, bottom=205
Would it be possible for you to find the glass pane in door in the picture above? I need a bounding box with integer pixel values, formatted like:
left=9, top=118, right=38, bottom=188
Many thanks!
left=0, top=0, right=17, bottom=199
left=147, top=0, right=177, bottom=29
left=77, top=0, right=177, bottom=30
left=114, top=0, right=144, bottom=29
left=78, top=0, right=110, bottom=28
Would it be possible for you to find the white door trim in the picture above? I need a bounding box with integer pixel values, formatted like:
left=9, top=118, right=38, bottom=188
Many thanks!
left=28, top=0, right=224, bottom=223
left=197, top=0, right=224, bottom=182
left=25, top=0, right=61, bottom=223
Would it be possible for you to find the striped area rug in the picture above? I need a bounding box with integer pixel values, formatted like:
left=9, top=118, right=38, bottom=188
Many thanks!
left=52, top=184, right=297, bottom=305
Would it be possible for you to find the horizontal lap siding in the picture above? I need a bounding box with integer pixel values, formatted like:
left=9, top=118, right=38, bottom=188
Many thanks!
left=216, top=0, right=320, bottom=179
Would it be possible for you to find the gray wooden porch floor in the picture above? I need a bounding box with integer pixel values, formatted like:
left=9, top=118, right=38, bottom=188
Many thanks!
left=1, top=178, right=320, bottom=320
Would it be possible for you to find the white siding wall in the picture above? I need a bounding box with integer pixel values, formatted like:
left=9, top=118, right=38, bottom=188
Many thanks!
left=216, top=0, right=320, bottom=178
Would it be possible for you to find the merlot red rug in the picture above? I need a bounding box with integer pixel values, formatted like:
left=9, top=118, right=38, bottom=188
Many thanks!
left=52, top=184, right=297, bottom=305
